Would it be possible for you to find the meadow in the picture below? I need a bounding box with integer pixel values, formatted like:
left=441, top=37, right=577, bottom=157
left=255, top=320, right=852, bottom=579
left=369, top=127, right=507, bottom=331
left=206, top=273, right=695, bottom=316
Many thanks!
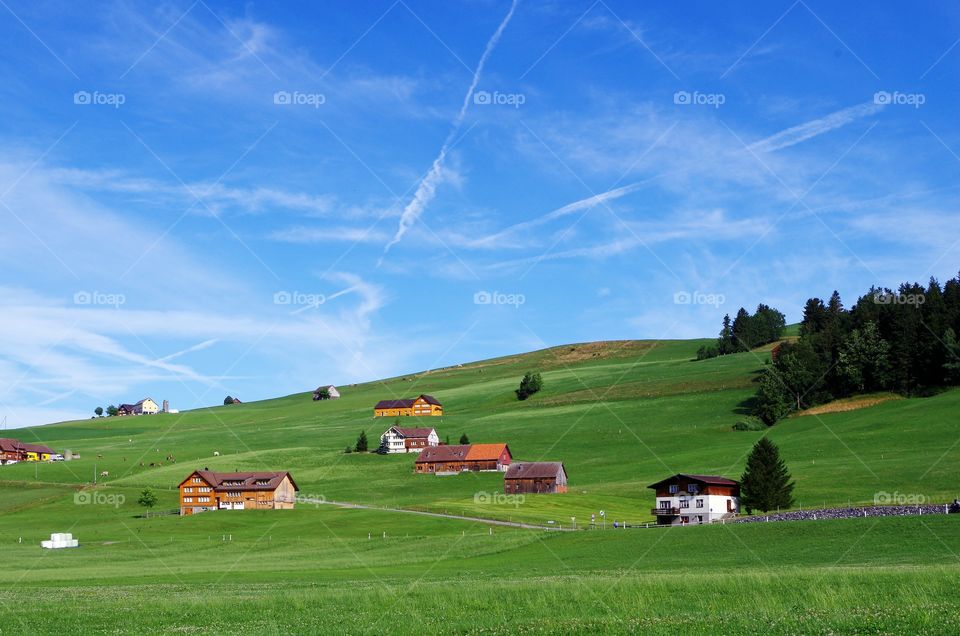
left=1, top=337, right=959, bottom=633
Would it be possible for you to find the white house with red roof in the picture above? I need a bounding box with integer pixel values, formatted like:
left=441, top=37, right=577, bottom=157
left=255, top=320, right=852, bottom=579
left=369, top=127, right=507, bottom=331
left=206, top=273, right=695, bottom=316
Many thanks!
left=648, top=473, right=740, bottom=525
left=379, top=426, right=439, bottom=453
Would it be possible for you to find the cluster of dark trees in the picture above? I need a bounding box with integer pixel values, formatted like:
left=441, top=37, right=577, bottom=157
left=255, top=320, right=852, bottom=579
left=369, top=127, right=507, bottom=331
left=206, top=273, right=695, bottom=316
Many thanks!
left=516, top=372, right=543, bottom=400
left=754, top=274, right=960, bottom=424
left=697, top=304, right=786, bottom=360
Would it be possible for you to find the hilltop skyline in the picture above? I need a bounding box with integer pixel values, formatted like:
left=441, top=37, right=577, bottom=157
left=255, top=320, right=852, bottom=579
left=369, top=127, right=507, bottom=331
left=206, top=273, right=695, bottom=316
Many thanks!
left=1, top=0, right=959, bottom=426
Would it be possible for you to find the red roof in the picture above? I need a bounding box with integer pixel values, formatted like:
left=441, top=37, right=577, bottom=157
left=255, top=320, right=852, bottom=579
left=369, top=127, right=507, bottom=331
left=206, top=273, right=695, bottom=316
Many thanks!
left=0, top=438, right=24, bottom=453
left=20, top=442, right=54, bottom=454
left=647, top=473, right=739, bottom=489
left=179, top=470, right=299, bottom=492
left=415, top=443, right=510, bottom=463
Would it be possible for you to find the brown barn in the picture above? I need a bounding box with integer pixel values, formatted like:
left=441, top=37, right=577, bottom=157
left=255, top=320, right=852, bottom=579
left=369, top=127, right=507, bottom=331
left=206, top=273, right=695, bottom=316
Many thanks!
left=178, top=470, right=299, bottom=516
left=414, top=443, right=511, bottom=474
left=0, top=438, right=24, bottom=464
left=504, top=462, right=568, bottom=494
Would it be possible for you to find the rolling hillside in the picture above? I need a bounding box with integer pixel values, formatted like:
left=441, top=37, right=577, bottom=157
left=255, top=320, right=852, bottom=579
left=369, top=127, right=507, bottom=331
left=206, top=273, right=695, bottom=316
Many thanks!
left=2, top=337, right=960, bottom=633
left=3, top=336, right=958, bottom=524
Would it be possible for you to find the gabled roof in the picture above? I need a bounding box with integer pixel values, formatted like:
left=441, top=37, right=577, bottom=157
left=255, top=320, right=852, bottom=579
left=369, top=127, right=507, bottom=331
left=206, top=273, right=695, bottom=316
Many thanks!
left=390, top=426, right=436, bottom=438
left=375, top=394, right=442, bottom=409
left=135, top=398, right=154, bottom=406
left=179, top=470, right=299, bottom=492
left=415, top=445, right=471, bottom=463
left=20, top=442, right=53, bottom=454
left=505, top=462, right=566, bottom=480
left=314, top=385, right=336, bottom=392
left=375, top=398, right=415, bottom=409
left=118, top=404, right=137, bottom=411
left=466, top=443, right=510, bottom=461
left=0, top=438, right=24, bottom=453
left=647, top=473, right=739, bottom=489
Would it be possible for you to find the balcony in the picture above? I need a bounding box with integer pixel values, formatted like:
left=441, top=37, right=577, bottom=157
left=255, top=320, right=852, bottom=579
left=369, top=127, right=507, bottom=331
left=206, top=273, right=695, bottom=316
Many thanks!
left=652, top=507, right=681, bottom=516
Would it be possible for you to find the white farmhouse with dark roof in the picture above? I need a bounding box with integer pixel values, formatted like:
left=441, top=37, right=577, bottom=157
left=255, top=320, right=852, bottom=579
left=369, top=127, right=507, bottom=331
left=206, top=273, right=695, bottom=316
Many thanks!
left=648, top=473, right=740, bottom=525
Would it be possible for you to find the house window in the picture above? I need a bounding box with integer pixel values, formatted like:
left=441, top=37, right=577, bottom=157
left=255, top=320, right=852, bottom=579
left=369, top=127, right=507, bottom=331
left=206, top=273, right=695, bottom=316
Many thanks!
left=668, top=485, right=679, bottom=493
left=679, top=500, right=689, bottom=509
left=659, top=500, right=671, bottom=509
left=198, top=497, right=210, bottom=503
left=184, top=487, right=193, bottom=493
left=687, top=484, right=699, bottom=493
left=192, top=477, right=201, bottom=483
left=696, top=499, right=704, bottom=508
left=199, top=487, right=211, bottom=493
left=183, top=497, right=193, bottom=503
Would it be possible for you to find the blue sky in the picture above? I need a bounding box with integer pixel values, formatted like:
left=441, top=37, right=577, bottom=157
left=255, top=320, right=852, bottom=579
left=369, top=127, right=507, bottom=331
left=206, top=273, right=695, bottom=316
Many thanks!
left=1, top=0, right=958, bottom=427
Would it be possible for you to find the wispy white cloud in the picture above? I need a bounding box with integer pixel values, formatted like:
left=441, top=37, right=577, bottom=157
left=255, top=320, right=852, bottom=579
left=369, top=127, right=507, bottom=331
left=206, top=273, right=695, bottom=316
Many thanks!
left=381, top=0, right=519, bottom=260
left=747, top=101, right=885, bottom=153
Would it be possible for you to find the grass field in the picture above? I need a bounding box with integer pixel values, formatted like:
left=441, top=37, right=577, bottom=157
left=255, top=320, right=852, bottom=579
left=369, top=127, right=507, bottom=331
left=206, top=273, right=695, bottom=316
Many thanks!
left=1, top=337, right=959, bottom=633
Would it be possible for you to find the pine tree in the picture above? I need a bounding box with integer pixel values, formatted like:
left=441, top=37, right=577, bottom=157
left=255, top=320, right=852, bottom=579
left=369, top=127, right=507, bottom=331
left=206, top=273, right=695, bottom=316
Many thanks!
left=459, top=433, right=469, bottom=445
left=740, top=438, right=795, bottom=513
left=944, top=328, right=960, bottom=384
left=354, top=430, right=368, bottom=453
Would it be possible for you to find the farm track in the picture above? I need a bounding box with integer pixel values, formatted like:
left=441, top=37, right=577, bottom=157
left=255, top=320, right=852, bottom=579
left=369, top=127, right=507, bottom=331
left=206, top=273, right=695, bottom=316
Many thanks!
left=299, top=497, right=574, bottom=531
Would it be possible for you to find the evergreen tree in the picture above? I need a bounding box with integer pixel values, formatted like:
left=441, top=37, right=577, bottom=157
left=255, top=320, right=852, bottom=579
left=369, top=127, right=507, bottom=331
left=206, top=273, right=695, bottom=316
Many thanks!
left=800, top=298, right=827, bottom=336
left=836, top=322, right=892, bottom=394
left=354, top=430, right=368, bottom=453
left=375, top=433, right=390, bottom=455
left=739, top=438, right=795, bottom=513
left=718, top=314, right=736, bottom=354
left=459, top=433, right=469, bottom=445
left=731, top=307, right=755, bottom=351
left=944, top=328, right=960, bottom=384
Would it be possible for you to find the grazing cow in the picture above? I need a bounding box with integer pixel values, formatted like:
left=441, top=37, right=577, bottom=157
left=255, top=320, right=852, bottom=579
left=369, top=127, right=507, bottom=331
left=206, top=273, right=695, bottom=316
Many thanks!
left=213, top=451, right=220, bottom=457
left=149, top=463, right=156, bottom=467
left=97, top=454, right=103, bottom=460
left=99, top=471, right=109, bottom=478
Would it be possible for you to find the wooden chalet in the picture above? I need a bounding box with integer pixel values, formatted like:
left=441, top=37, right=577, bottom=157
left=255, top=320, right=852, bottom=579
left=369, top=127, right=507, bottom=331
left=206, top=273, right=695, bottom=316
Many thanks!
left=178, top=470, right=299, bottom=516
left=414, top=443, right=511, bottom=474
left=648, top=473, right=740, bottom=525
left=504, top=462, right=568, bottom=494
left=0, top=438, right=24, bottom=464
left=374, top=394, right=443, bottom=417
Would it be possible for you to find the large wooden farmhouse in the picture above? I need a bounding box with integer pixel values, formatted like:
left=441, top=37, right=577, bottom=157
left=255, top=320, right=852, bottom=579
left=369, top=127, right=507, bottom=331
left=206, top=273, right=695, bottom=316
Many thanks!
left=504, top=462, right=568, bottom=494
left=117, top=398, right=159, bottom=416
left=415, top=443, right=511, bottom=474
left=648, top=473, right=740, bottom=525
left=178, top=470, right=299, bottom=516
left=379, top=426, right=439, bottom=453
left=0, top=439, right=55, bottom=464
left=374, top=394, right=442, bottom=417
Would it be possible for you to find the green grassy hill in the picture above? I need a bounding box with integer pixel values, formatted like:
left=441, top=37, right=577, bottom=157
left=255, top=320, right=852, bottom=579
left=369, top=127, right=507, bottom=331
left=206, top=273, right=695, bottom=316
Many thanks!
left=2, top=337, right=959, bottom=634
